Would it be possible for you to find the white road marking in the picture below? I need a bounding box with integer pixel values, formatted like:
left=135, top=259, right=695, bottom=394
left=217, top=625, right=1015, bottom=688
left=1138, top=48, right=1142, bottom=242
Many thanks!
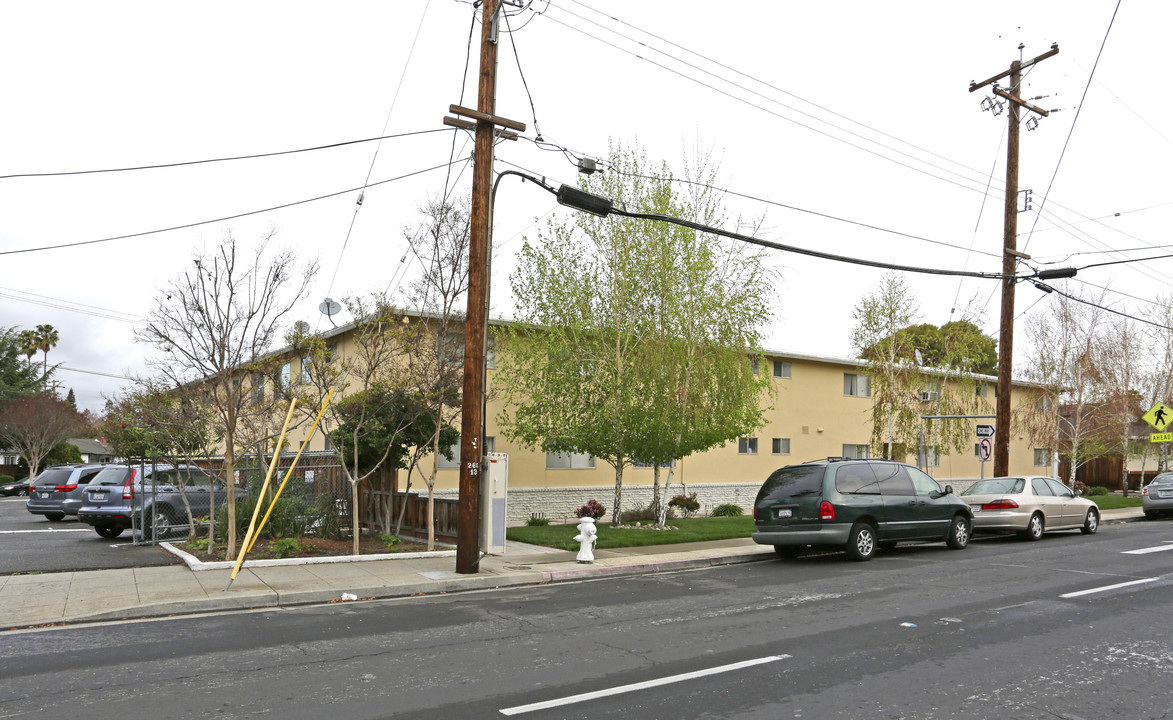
left=1122, top=543, right=1173, bottom=555
left=0, top=528, right=91, bottom=534
left=499, top=655, right=790, bottom=716
left=1060, top=578, right=1159, bottom=598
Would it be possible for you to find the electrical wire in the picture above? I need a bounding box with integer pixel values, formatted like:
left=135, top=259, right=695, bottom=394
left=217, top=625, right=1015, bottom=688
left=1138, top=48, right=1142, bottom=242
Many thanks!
left=1021, top=0, right=1122, bottom=254
left=504, top=9, right=542, bottom=140
left=56, top=365, right=139, bottom=381
left=508, top=167, right=1010, bottom=281
left=0, top=129, right=448, bottom=181
left=0, top=287, right=145, bottom=323
left=1035, top=281, right=1173, bottom=331
left=322, top=0, right=433, bottom=305
left=0, top=158, right=465, bottom=257
left=523, top=144, right=1001, bottom=260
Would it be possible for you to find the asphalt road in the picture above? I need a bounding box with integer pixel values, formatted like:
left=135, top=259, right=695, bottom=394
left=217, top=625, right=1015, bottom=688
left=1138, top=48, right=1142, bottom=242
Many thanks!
left=0, top=495, right=181, bottom=573
left=2, top=519, right=1172, bottom=719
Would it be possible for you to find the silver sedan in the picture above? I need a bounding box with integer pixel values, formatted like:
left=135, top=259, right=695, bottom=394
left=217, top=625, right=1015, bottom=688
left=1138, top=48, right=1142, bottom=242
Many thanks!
left=960, top=476, right=1099, bottom=540
left=1142, top=473, right=1173, bottom=519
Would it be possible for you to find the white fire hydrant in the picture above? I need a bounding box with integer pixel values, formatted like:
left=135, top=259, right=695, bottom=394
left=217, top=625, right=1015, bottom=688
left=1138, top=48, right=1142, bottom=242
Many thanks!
left=573, top=517, right=597, bottom=563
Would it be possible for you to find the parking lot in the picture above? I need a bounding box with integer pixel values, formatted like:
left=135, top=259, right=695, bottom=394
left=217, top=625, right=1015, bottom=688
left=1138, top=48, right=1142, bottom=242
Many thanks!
left=0, top=495, right=181, bottom=574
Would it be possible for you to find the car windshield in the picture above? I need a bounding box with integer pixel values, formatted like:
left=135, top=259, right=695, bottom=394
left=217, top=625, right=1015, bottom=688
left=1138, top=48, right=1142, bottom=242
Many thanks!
left=756, top=465, right=824, bottom=504
left=34, top=469, right=74, bottom=486
left=962, top=478, right=1025, bottom=495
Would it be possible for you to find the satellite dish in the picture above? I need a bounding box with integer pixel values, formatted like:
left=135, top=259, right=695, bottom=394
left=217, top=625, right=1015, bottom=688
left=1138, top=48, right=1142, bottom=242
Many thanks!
left=293, top=320, right=310, bottom=335
left=318, top=298, right=341, bottom=327
left=914, top=349, right=924, bottom=366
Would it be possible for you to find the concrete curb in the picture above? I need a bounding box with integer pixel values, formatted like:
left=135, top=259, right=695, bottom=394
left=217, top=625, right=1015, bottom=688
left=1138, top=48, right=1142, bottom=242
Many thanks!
left=160, top=542, right=458, bottom=572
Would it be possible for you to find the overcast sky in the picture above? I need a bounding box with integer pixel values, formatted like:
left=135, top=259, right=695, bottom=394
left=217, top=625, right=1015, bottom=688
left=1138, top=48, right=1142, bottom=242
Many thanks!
left=3, top=1, right=1170, bottom=414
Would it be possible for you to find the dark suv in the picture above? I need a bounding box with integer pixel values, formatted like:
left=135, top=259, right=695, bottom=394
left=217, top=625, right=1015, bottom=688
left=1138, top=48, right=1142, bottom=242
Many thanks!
left=752, top=458, right=974, bottom=561
left=25, top=464, right=111, bottom=520
left=77, top=463, right=225, bottom=540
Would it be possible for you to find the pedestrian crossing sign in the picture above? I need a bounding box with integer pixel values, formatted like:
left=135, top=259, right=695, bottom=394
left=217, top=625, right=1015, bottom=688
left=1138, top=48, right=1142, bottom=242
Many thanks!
left=1143, top=402, right=1172, bottom=431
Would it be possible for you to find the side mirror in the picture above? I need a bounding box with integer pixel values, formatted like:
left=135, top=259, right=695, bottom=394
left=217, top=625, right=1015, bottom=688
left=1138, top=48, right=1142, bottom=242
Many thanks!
left=943, top=485, right=954, bottom=495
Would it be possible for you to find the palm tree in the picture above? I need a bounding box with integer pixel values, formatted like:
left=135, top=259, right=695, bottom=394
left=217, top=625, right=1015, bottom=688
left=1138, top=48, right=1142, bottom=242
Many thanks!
left=17, top=329, right=38, bottom=369
left=35, top=324, right=59, bottom=377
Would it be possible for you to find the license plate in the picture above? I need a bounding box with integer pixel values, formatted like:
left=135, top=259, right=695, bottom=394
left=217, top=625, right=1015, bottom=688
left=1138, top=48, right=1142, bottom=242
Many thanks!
left=775, top=508, right=793, bottom=519
left=1160, top=490, right=1172, bottom=499
left=39, top=492, right=49, bottom=498
left=971, top=505, right=982, bottom=512
left=92, top=493, right=107, bottom=502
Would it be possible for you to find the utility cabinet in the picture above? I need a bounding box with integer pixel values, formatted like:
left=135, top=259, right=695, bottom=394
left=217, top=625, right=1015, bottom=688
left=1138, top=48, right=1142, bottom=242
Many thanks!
left=481, top=452, right=508, bottom=555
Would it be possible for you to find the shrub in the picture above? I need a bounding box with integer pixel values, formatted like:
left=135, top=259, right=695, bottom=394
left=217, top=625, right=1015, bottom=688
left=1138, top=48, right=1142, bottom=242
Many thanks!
left=1084, top=485, right=1110, bottom=496
left=668, top=492, right=700, bottom=518
left=620, top=503, right=658, bottom=523
left=711, top=503, right=744, bottom=517
left=380, top=533, right=401, bottom=550
left=0, top=475, right=12, bottom=484
left=526, top=514, right=550, bottom=527
left=270, top=537, right=305, bottom=559
left=575, top=499, right=607, bottom=520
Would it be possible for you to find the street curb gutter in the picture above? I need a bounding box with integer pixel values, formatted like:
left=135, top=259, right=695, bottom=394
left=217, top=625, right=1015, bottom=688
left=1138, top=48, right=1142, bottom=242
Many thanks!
left=65, top=550, right=774, bottom=625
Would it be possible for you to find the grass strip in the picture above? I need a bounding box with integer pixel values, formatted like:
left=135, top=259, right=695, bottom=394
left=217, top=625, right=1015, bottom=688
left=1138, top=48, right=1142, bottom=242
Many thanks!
left=506, top=516, right=756, bottom=550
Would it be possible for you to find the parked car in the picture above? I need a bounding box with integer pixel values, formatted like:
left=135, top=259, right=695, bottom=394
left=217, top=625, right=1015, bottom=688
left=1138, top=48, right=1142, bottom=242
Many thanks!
left=1141, top=473, right=1173, bottom=519
left=960, top=476, right=1099, bottom=539
left=77, top=463, right=225, bottom=539
left=0, top=476, right=31, bottom=496
left=751, top=458, right=973, bottom=561
left=25, top=464, right=111, bottom=520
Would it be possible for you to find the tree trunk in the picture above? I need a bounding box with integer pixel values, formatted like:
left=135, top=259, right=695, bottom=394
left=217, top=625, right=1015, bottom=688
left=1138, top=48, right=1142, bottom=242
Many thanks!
left=224, top=427, right=237, bottom=558
left=611, top=464, right=624, bottom=528
left=351, top=479, right=360, bottom=555
left=657, top=460, right=676, bottom=529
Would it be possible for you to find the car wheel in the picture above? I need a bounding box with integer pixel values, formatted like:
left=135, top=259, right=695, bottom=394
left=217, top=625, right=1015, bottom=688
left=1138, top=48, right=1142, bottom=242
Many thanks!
left=1018, top=512, right=1044, bottom=541
left=773, top=545, right=801, bottom=559
left=45, top=512, right=66, bottom=522
left=947, top=515, right=971, bottom=549
left=1144, top=510, right=1157, bottom=520
left=845, top=522, right=877, bottom=562
left=1081, top=508, right=1099, bottom=535
left=95, top=524, right=123, bottom=539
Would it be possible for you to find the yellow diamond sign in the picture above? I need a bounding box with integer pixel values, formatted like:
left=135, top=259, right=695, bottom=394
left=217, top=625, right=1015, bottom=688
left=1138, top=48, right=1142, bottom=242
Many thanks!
left=1143, top=402, right=1173, bottom=431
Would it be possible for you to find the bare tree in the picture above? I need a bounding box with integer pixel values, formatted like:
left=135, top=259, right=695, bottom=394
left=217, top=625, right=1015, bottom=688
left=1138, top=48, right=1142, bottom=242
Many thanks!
left=1140, top=294, right=1173, bottom=473
left=288, top=294, right=433, bottom=554
left=402, top=194, right=468, bottom=550
left=1019, top=289, right=1110, bottom=486
left=136, top=230, right=316, bottom=557
left=0, top=393, right=84, bottom=479
left=1095, top=316, right=1146, bottom=494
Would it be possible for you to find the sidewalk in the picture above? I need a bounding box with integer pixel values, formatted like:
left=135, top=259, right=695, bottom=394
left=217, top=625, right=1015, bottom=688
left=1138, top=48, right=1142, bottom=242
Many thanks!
left=0, top=507, right=1145, bottom=631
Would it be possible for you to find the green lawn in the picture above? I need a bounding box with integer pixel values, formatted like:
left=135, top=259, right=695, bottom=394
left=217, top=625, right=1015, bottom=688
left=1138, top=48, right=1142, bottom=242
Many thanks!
left=506, top=516, right=756, bottom=550
left=1091, top=495, right=1144, bottom=510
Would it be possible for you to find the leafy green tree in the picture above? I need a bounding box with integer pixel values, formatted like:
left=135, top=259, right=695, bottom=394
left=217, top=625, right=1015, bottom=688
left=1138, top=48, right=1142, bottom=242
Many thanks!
left=851, top=274, right=992, bottom=463
left=0, top=327, right=44, bottom=398
left=497, top=142, right=774, bottom=527
left=35, top=324, right=59, bottom=380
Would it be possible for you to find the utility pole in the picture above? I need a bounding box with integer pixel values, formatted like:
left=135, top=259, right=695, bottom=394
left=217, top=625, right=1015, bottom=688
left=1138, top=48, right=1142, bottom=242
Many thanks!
left=446, top=0, right=525, bottom=574
left=969, top=43, right=1058, bottom=478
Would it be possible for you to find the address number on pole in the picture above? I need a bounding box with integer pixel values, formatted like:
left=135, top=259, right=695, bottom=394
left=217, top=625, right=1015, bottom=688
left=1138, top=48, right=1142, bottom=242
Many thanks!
left=978, top=437, right=993, bottom=462
left=976, top=424, right=995, bottom=438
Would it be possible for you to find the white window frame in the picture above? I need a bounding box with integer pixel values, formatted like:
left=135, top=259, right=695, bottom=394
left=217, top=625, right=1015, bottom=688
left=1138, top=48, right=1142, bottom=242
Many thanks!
left=1033, top=448, right=1052, bottom=467
left=771, top=438, right=790, bottom=455
left=842, top=443, right=870, bottom=459
left=546, top=451, right=596, bottom=470
left=773, top=360, right=792, bottom=379
left=844, top=373, right=870, bottom=397
left=738, top=437, right=758, bottom=455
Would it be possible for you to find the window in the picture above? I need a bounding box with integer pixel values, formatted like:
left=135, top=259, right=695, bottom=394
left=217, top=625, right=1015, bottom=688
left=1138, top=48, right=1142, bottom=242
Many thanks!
left=633, top=459, right=671, bottom=469
left=751, top=357, right=760, bottom=376
left=323, top=434, right=335, bottom=453
left=250, top=372, right=266, bottom=401
left=438, top=437, right=461, bottom=469
left=300, top=356, right=311, bottom=383
left=771, top=438, right=790, bottom=455
left=975, top=383, right=988, bottom=397
left=1045, top=478, right=1074, bottom=498
left=546, top=451, right=596, bottom=469
left=1032, top=477, right=1053, bottom=496
left=738, top=437, right=758, bottom=455
left=772, top=360, right=792, bottom=378
left=908, top=466, right=943, bottom=495
left=842, top=444, right=870, bottom=459
left=1033, top=448, right=1052, bottom=466
left=844, top=373, right=870, bottom=397
left=876, top=464, right=916, bottom=496
left=835, top=464, right=880, bottom=494
left=917, top=446, right=940, bottom=467
left=442, top=331, right=464, bottom=367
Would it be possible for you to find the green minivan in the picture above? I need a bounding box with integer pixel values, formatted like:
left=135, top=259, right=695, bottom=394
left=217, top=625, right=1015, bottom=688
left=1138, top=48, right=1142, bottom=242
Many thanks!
left=752, top=458, right=974, bottom=561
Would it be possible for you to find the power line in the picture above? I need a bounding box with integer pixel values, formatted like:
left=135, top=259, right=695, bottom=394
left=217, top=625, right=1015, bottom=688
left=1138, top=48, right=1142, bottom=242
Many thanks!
left=0, top=129, right=449, bottom=181
left=0, top=158, right=465, bottom=257
left=0, top=287, right=145, bottom=323
left=1021, top=0, right=1122, bottom=254
left=57, top=365, right=139, bottom=381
